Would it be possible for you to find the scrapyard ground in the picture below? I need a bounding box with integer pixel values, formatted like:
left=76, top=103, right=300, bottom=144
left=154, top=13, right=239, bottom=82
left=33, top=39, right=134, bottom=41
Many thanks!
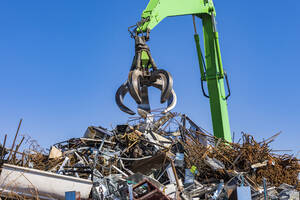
left=0, top=112, right=299, bottom=199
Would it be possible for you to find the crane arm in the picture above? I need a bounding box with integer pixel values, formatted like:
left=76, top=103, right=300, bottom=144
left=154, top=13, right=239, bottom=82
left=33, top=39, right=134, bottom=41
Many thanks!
left=139, top=0, right=215, bottom=33
left=137, top=0, right=232, bottom=142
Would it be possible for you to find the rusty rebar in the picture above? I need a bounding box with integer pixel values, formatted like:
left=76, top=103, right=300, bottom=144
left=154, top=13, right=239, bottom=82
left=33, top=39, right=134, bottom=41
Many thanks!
left=1, top=134, right=7, bottom=160
left=7, top=118, right=22, bottom=161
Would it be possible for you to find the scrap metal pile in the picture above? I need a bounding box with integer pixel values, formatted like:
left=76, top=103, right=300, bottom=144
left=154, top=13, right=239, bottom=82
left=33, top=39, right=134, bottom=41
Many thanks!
left=0, top=113, right=299, bottom=199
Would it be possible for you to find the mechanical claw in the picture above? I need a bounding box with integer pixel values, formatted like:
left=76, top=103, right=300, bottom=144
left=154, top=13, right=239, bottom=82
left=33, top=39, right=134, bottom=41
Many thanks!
left=127, top=69, right=143, bottom=104
left=164, top=89, right=177, bottom=113
left=115, top=81, right=136, bottom=115
left=115, top=80, right=152, bottom=116
left=115, top=35, right=177, bottom=116
left=152, top=69, right=173, bottom=103
left=151, top=79, right=177, bottom=114
left=127, top=68, right=173, bottom=105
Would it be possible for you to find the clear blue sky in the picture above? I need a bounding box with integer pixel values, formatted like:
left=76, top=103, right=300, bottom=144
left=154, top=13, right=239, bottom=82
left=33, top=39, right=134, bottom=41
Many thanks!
left=0, top=1, right=299, bottom=154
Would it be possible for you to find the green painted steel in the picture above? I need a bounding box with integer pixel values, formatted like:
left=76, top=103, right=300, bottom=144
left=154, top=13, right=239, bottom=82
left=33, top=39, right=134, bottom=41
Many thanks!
left=141, top=51, right=150, bottom=68
left=139, top=0, right=232, bottom=142
left=194, top=34, right=206, bottom=81
left=202, top=15, right=232, bottom=142
left=140, top=0, right=214, bottom=32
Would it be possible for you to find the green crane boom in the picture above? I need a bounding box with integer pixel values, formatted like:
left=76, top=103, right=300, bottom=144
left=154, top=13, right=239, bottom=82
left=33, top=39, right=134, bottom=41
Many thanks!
left=138, top=0, right=232, bottom=142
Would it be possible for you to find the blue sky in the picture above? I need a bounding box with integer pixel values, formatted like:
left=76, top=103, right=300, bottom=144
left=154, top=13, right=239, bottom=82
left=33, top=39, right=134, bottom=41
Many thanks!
left=0, top=1, right=299, bottom=155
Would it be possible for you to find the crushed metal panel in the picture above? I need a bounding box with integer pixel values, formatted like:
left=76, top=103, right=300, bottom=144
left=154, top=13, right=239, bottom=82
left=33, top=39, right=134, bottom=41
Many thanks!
left=84, top=126, right=113, bottom=139
left=49, top=146, right=62, bottom=159
left=0, top=164, right=92, bottom=200
left=131, top=152, right=169, bottom=174
left=152, top=132, right=172, bottom=148
left=237, top=186, right=251, bottom=200
left=204, top=157, right=225, bottom=170
left=166, top=164, right=176, bottom=184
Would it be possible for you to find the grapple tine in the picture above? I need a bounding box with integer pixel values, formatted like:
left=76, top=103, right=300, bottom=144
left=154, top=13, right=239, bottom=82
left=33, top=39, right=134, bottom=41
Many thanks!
left=163, top=89, right=177, bottom=114
left=152, top=69, right=173, bottom=103
left=127, top=69, right=143, bottom=104
left=138, top=85, right=151, bottom=113
left=151, top=79, right=177, bottom=114
left=115, top=81, right=136, bottom=115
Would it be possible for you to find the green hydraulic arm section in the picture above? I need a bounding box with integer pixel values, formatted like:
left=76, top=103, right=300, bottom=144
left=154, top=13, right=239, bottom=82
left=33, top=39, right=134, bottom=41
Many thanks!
left=138, top=0, right=232, bottom=142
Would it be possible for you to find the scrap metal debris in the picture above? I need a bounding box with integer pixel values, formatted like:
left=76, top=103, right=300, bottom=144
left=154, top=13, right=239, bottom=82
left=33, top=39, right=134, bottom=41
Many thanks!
left=0, top=114, right=299, bottom=200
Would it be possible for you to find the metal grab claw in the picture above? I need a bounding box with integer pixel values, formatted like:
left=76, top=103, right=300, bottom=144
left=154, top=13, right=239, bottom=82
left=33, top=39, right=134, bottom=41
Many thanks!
left=128, top=68, right=173, bottom=104
left=115, top=36, right=177, bottom=116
